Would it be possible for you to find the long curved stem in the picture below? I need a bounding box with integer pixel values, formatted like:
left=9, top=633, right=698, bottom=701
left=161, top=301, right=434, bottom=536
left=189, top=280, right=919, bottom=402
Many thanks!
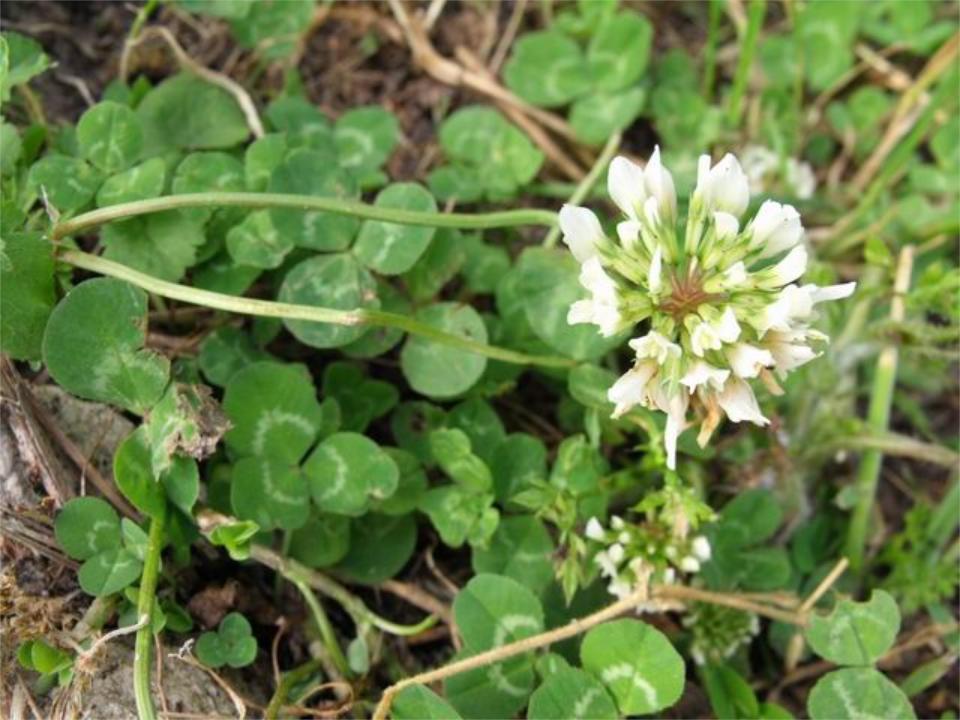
left=134, top=502, right=167, bottom=720
left=51, top=192, right=557, bottom=241
left=59, top=250, right=576, bottom=369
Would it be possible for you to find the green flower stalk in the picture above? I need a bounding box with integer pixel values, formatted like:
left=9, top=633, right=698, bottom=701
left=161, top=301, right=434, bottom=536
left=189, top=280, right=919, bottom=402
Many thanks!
left=559, top=148, right=857, bottom=468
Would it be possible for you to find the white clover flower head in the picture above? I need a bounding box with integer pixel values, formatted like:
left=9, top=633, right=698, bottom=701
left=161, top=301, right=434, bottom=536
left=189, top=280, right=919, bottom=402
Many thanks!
left=559, top=149, right=856, bottom=469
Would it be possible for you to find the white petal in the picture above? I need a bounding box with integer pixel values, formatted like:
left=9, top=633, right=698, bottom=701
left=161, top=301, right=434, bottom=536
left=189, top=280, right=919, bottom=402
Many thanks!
left=692, top=536, right=712, bottom=561
left=629, top=331, right=682, bottom=364
left=751, top=200, right=804, bottom=259
left=680, top=556, right=700, bottom=573
left=680, top=361, right=730, bottom=392
left=559, top=204, right=603, bottom=263
left=585, top=517, right=605, bottom=541
left=608, top=362, right=657, bottom=418
left=662, top=390, right=689, bottom=470
left=726, top=343, right=775, bottom=378
left=713, top=211, right=740, bottom=242
left=811, top=282, right=857, bottom=303
left=607, top=156, right=647, bottom=221
left=644, top=145, right=677, bottom=218
left=690, top=321, right=721, bottom=357
left=767, top=245, right=808, bottom=286
left=616, top=220, right=642, bottom=247
left=648, top=245, right=663, bottom=293
left=696, top=153, right=750, bottom=217
left=608, top=543, right=625, bottom=564
left=717, top=377, right=768, bottom=425
left=716, top=307, right=742, bottom=343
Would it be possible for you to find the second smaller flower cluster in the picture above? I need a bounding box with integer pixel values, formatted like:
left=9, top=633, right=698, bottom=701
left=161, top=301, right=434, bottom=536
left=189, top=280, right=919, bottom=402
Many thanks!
left=585, top=514, right=712, bottom=600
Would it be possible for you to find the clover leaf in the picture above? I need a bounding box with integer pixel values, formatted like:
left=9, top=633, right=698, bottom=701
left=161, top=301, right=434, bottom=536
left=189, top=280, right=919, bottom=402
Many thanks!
left=197, top=326, right=272, bottom=388
left=76, top=101, right=143, bottom=174
left=269, top=149, right=359, bottom=251
left=1, top=31, right=50, bottom=102
left=96, top=157, right=167, bottom=207
left=42, top=278, right=170, bottom=414
left=354, top=183, right=438, bottom=275
left=226, top=210, right=293, bottom=269
left=0, top=231, right=55, bottom=361
left=137, top=73, right=250, bottom=154
left=503, top=31, right=590, bottom=108
left=54, top=497, right=143, bottom=597
left=288, top=514, right=350, bottom=568
left=207, top=518, right=259, bottom=561
left=18, top=639, right=73, bottom=686
left=429, top=428, right=492, bottom=493
left=807, top=667, right=915, bottom=720
left=805, top=590, right=900, bottom=666
left=222, top=361, right=330, bottom=463
left=278, top=253, right=380, bottom=349
left=114, top=426, right=199, bottom=518
left=335, top=513, right=417, bottom=584
left=430, top=107, right=543, bottom=202
left=321, top=361, right=399, bottom=433
left=195, top=612, right=257, bottom=669
left=580, top=619, right=685, bottom=716
left=101, top=210, right=207, bottom=283
left=444, top=574, right=544, bottom=718
left=27, top=155, right=102, bottom=213
left=393, top=685, right=463, bottom=720
left=400, top=303, right=488, bottom=399
left=230, top=456, right=309, bottom=531
left=304, top=432, right=399, bottom=516
left=334, top=106, right=399, bottom=180
left=586, top=11, right=652, bottom=93
left=528, top=666, right=618, bottom=720
left=472, top=516, right=555, bottom=595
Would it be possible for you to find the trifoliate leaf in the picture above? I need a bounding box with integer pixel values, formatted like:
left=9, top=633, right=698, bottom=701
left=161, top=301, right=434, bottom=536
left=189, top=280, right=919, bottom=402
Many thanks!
left=448, top=398, right=506, bottom=465
left=490, top=433, right=547, bottom=504
left=288, top=514, right=350, bottom=568
left=101, top=209, right=207, bottom=282
left=472, top=516, right=555, bottom=595
left=42, top=278, right=170, bottom=414
left=196, top=612, right=258, bottom=669
left=336, top=513, right=417, bottom=584
left=504, top=31, right=589, bottom=108
left=354, top=183, right=437, bottom=275
left=372, top=448, right=427, bottom=516
left=334, top=106, right=399, bottom=173
left=807, top=668, right=915, bottom=720
left=304, top=432, right=399, bottom=516
left=229, top=0, right=314, bottom=60
left=77, top=101, right=143, bottom=173
left=178, top=0, right=254, bottom=18
left=231, top=456, right=309, bottom=531
left=462, top=235, right=510, bottom=294
left=137, top=73, right=250, bottom=154
left=222, top=361, right=327, bottom=463
left=401, top=228, right=467, bottom=302
left=390, top=401, right=448, bottom=466
left=77, top=547, right=143, bottom=597
left=197, top=326, right=271, bottom=387
left=0, top=231, right=54, bottom=361
left=244, top=133, right=287, bottom=191
left=528, top=666, right=618, bottom=720
left=341, top=280, right=410, bottom=358
left=587, top=11, right=652, bottom=92
left=805, top=590, right=900, bottom=666
left=570, top=87, right=645, bottom=145
left=28, top=155, right=101, bottom=213
left=420, top=486, right=498, bottom=549
left=580, top=619, right=685, bottom=716
left=278, top=253, right=379, bottom=348
left=455, top=573, right=544, bottom=651
left=226, top=210, right=293, bottom=269
left=429, top=428, right=492, bottom=493
left=269, top=148, right=360, bottom=251
left=265, top=97, right=334, bottom=151
left=0, top=31, right=50, bottom=102
left=54, top=497, right=121, bottom=561
left=400, top=303, right=488, bottom=399
left=96, top=157, right=166, bottom=207
left=393, top=685, right=463, bottom=720
left=321, top=361, right=398, bottom=432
